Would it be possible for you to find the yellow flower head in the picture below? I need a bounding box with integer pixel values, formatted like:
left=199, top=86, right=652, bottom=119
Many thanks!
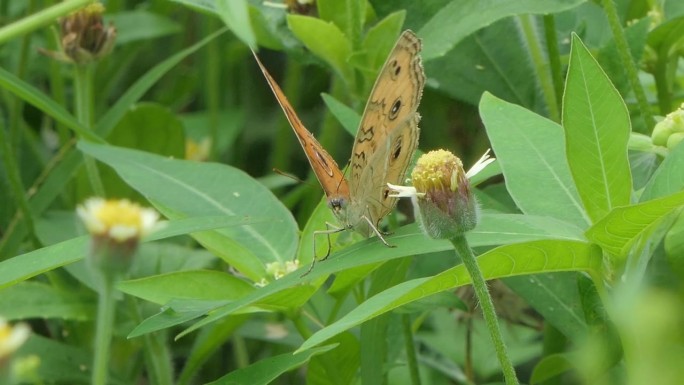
left=0, top=318, right=30, bottom=361
left=77, top=198, right=161, bottom=242
left=389, top=149, right=494, bottom=239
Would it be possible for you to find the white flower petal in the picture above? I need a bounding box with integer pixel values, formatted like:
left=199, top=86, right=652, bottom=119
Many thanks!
left=466, top=149, right=496, bottom=179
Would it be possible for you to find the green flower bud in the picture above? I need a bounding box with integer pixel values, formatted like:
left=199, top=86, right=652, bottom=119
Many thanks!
left=410, top=150, right=479, bottom=238
left=652, top=103, right=684, bottom=147
left=41, top=2, right=116, bottom=65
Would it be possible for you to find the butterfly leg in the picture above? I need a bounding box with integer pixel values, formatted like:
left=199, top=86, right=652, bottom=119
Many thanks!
left=302, top=222, right=346, bottom=277
left=361, top=215, right=396, bottom=248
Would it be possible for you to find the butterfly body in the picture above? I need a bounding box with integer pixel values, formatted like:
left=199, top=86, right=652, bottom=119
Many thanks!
left=254, top=30, right=424, bottom=240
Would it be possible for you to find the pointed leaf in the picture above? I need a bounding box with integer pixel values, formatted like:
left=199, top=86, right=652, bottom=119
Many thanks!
left=586, top=189, right=684, bottom=257
left=206, top=345, right=336, bottom=385
left=481, top=92, right=590, bottom=228
left=297, top=240, right=602, bottom=351
left=563, top=34, right=632, bottom=222
left=78, top=141, right=299, bottom=280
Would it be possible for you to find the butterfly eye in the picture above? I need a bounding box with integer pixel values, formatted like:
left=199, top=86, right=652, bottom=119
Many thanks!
left=389, top=98, right=402, bottom=120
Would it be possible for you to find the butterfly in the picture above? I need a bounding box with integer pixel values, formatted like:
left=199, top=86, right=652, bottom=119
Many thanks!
left=253, top=30, right=425, bottom=270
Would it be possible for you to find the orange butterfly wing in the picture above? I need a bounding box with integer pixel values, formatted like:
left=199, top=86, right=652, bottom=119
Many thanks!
left=252, top=52, right=351, bottom=210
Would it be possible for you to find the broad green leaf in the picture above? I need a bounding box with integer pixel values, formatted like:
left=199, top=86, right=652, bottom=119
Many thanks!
left=297, top=240, right=602, bottom=351
left=215, top=0, right=257, bottom=49
left=108, top=11, right=181, bottom=45
left=0, top=216, right=265, bottom=290
left=90, top=102, right=186, bottom=200
left=206, top=345, right=336, bottom=385
left=308, top=334, right=359, bottom=385
left=505, top=273, right=586, bottom=339
left=530, top=353, right=575, bottom=384
left=425, top=18, right=539, bottom=110
left=287, top=14, right=353, bottom=84
left=585, top=189, right=684, bottom=257
left=318, top=0, right=365, bottom=43
left=173, top=212, right=587, bottom=338
left=640, top=141, right=684, bottom=201
left=78, top=142, right=299, bottom=280
left=177, top=314, right=250, bottom=384
left=360, top=11, right=406, bottom=72
left=322, top=92, right=361, bottom=136
left=16, top=335, right=112, bottom=385
left=563, top=34, right=632, bottom=222
left=0, top=282, right=94, bottom=321
left=118, top=270, right=255, bottom=305
left=0, top=29, right=225, bottom=258
left=419, top=0, right=586, bottom=61
left=480, top=92, right=590, bottom=228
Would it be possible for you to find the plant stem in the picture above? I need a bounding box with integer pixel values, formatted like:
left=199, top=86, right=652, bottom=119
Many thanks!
left=0, top=0, right=93, bottom=45
left=73, top=63, right=105, bottom=196
left=517, top=14, right=559, bottom=122
left=402, top=314, right=421, bottom=385
left=543, top=14, right=564, bottom=117
left=601, top=0, right=654, bottom=132
left=126, top=296, right=174, bottom=385
left=450, top=235, right=519, bottom=385
left=92, top=276, right=116, bottom=385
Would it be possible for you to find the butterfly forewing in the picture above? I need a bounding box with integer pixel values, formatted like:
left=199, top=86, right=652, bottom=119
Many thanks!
left=252, top=52, right=351, bottom=205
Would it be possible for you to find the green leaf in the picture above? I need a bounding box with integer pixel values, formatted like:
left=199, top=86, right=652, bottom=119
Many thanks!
left=297, top=240, right=602, bottom=351
left=530, top=353, right=575, bottom=384
left=287, top=14, right=353, bottom=84
left=0, top=282, right=94, bottom=321
left=78, top=141, right=299, bottom=280
left=0, top=28, right=226, bottom=259
left=505, top=273, right=587, bottom=339
left=563, top=34, right=632, bottom=222
left=118, top=270, right=255, bottom=305
left=0, top=0, right=93, bottom=44
left=360, top=11, right=406, bottom=72
left=206, top=345, right=336, bottom=384
left=215, top=0, right=257, bottom=49
left=419, top=0, right=586, bottom=61
left=641, top=142, right=684, bottom=201
left=174, top=214, right=588, bottom=339
left=585, top=189, right=684, bottom=257
left=108, top=11, right=181, bottom=45
left=322, top=92, right=361, bottom=136
left=318, top=0, right=365, bottom=43
left=0, top=216, right=266, bottom=290
left=0, top=67, right=101, bottom=142
left=17, top=335, right=108, bottom=385
left=480, top=92, right=590, bottom=228
left=425, top=18, right=539, bottom=109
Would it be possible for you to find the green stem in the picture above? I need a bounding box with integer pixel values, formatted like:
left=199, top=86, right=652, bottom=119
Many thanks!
left=74, top=64, right=104, bottom=196
left=601, top=0, right=654, bottom=132
left=0, top=114, right=41, bottom=250
left=517, top=14, right=559, bottom=122
left=126, top=296, right=174, bottom=385
left=543, top=14, right=564, bottom=117
left=450, top=236, right=519, bottom=385
left=402, top=314, right=421, bottom=385
left=92, top=277, right=116, bottom=385
left=0, top=0, right=93, bottom=45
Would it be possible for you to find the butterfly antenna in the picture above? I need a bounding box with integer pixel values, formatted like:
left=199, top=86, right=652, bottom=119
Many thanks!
left=272, top=168, right=319, bottom=189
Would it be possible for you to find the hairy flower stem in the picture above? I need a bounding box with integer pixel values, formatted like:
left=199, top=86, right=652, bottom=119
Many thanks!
left=92, top=276, right=116, bottom=385
left=450, top=236, right=519, bottom=385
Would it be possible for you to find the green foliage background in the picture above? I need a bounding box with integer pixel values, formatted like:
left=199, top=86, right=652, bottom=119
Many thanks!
left=1, top=0, right=684, bottom=384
